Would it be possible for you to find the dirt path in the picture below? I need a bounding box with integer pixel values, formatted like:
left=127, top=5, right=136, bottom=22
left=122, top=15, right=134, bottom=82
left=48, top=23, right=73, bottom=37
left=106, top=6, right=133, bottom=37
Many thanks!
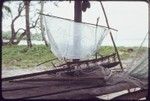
left=2, top=66, right=53, bottom=78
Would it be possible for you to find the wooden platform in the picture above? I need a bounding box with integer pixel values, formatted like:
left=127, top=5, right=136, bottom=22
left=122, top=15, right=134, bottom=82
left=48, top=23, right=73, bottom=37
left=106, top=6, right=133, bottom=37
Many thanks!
left=2, top=67, right=147, bottom=100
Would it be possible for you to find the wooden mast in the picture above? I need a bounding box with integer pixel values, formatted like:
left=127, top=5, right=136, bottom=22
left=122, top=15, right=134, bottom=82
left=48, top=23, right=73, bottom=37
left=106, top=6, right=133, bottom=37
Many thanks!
left=73, top=0, right=82, bottom=62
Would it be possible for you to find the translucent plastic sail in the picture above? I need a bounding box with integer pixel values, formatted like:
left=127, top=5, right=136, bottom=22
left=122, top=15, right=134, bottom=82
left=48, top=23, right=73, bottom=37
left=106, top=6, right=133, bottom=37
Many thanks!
left=126, top=33, right=148, bottom=80
left=43, top=15, right=110, bottom=60
left=127, top=48, right=148, bottom=79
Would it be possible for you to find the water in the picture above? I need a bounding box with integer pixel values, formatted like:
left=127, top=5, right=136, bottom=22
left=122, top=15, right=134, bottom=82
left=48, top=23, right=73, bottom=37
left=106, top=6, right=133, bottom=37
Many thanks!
left=3, top=40, right=45, bottom=45
left=3, top=39, right=148, bottom=47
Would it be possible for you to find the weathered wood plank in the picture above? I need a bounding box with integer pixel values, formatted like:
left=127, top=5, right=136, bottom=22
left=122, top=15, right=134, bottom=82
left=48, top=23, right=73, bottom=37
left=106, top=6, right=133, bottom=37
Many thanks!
left=2, top=75, right=105, bottom=99
left=27, top=82, right=137, bottom=99
left=112, top=89, right=148, bottom=100
left=2, top=74, right=138, bottom=100
left=10, top=77, right=104, bottom=82
left=2, top=66, right=142, bottom=100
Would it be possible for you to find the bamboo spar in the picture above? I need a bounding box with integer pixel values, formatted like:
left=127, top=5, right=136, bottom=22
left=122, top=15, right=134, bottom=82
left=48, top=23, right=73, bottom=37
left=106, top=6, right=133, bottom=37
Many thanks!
left=39, top=13, right=118, bottom=31
left=100, top=1, right=124, bottom=71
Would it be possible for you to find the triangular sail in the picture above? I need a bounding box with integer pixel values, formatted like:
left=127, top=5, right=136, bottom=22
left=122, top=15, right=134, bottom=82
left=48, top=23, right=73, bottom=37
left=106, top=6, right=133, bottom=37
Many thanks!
left=43, top=15, right=110, bottom=60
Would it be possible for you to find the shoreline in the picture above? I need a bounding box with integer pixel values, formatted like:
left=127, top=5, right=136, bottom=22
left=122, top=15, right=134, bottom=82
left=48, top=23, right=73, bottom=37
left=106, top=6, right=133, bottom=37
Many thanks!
left=3, top=39, right=148, bottom=47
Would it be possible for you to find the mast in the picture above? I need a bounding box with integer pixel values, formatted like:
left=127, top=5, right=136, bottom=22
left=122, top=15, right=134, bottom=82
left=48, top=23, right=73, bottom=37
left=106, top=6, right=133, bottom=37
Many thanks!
left=73, top=0, right=82, bottom=62
left=74, top=0, right=82, bottom=22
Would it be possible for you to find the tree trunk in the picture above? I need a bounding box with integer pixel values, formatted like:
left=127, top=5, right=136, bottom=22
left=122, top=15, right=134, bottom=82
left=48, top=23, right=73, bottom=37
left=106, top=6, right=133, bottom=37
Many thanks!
left=8, top=2, right=24, bottom=45
left=24, top=0, right=32, bottom=48
left=9, top=20, right=16, bottom=44
left=40, top=1, right=48, bottom=46
left=1, top=0, right=4, bottom=45
left=13, top=31, right=26, bottom=45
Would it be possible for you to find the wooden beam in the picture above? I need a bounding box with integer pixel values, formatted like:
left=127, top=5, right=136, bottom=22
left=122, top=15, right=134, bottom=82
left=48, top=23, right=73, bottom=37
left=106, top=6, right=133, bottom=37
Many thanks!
left=10, top=77, right=105, bottom=82
left=112, top=89, right=148, bottom=100
left=27, top=82, right=137, bottom=99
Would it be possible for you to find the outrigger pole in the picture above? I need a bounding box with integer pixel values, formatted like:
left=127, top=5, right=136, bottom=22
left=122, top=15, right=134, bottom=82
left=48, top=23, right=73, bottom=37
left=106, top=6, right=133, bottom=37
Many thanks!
left=99, top=1, right=124, bottom=71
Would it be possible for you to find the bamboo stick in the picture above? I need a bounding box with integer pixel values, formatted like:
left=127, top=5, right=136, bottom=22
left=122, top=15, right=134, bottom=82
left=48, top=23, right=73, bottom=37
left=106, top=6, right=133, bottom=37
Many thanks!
left=39, top=13, right=118, bottom=31
left=99, top=1, right=124, bottom=71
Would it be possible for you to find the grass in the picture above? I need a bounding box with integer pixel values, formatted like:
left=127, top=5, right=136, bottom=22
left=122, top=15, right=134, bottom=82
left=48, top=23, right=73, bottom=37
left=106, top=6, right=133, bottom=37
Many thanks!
left=2, top=45, right=56, bottom=68
left=2, top=45, right=147, bottom=68
left=99, top=46, right=131, bottom=59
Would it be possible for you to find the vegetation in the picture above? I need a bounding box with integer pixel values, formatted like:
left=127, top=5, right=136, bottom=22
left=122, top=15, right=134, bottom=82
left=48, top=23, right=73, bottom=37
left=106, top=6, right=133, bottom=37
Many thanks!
left=2, top=1, right=47, bottom=46
left=2, top=45, right=55, bottom=68
left=2, top=45, right=147, bottom=68
left=99, top=46, right=146, bottom=60
left=2, top=31, right=43, bottom=41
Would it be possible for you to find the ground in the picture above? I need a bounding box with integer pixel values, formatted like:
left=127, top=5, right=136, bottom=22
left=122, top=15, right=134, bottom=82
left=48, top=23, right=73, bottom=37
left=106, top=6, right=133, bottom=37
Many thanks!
left=2, top=45, right=148, bottom=100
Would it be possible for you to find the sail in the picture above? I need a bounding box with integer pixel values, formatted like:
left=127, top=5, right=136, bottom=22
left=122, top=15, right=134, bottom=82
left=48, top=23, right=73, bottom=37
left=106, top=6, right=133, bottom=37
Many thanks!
left=43, top=15, right=110, bottom=60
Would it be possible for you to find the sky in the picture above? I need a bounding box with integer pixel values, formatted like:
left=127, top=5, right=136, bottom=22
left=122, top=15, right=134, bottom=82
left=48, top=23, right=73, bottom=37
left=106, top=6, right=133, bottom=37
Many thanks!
left=2, top=1, right=148, bottom=47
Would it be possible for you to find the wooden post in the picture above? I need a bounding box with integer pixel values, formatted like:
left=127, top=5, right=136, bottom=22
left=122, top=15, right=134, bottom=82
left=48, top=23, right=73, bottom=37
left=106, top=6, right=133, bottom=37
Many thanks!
left=100, top=1, right=124, bottom=71
left=73, top=0, right=82, bottom=62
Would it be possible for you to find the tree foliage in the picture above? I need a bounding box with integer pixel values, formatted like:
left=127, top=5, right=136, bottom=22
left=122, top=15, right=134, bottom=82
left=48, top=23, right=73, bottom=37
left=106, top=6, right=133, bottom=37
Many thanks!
left=2, top=2, right=12, bottom=18
left=3, top=1, right=40, bottom=47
